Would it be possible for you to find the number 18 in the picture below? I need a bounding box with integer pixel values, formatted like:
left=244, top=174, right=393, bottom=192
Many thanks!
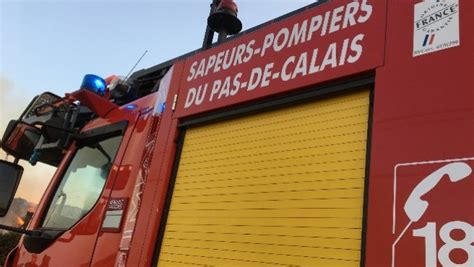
left=413, top=221, right=474, bottom=267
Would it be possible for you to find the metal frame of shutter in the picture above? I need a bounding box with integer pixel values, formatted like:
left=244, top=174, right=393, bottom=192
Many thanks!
left=154, top=76, right=374, bottom=267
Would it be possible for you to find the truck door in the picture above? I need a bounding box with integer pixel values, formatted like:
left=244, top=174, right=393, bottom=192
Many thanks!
left=155, top=89, right=372, bottom=266
left=12, top=113, right=138, bottom=266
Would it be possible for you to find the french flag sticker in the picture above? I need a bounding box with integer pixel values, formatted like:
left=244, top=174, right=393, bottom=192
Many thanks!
left=422, top=34, right=436, bottom=47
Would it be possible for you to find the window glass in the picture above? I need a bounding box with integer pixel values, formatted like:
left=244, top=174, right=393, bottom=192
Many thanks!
left=42, top=136, right=122, bottom=229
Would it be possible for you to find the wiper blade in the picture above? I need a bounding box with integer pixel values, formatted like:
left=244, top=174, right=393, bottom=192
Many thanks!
left=0, top=223, right=39, bottom=236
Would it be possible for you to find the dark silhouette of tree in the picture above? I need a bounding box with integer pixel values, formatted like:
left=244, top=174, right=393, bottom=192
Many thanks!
left=0, top=232, right=21, bottom=266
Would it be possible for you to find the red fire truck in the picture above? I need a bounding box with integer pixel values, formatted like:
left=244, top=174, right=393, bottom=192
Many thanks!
left=0, top=0, right=472, bottom=266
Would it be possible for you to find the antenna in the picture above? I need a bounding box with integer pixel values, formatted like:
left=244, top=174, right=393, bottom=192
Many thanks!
left=125, top=50, right=148, bottom=80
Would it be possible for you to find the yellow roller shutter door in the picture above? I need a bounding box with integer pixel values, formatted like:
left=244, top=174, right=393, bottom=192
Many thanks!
left=158, top=90, right=370, bottom=266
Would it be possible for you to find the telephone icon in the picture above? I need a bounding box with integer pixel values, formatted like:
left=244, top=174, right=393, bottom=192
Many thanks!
left=404, top=162, right=472, bottom=222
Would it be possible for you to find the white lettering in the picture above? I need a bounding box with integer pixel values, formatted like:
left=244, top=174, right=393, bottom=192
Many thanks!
left=274, top=28, right=290, bottom=52
left=292, top=52, right=308, bottom=79
left=185, top=84, right=207, bottom=107
left=343, top=1, right=359, bottom=28
left=309, top=48, right=320, bottom=74
left=358, top=0, right=373, bottom=23
left=307, top=15, right=323, bottom=41
left=184, top=88, right=196, bottom=108
left=261, top=63, right=274, bottom=88
left=205, top=55, right=216, bottom=76
left=248, top=67, right=262, bottom=91
left=243, top=40, right=256, bottom=63
left=214, top=51, right=225, bottom=73
left=223, top=47, right=236, bottom=70
left=329, top=6, right=344, bottom=34
left=209, top=80, right=221, bottom=102
left=339, top=38, right=350, bottom=66
left=187, top=61, right=197, bottom=82
left=288, top=20, right=308, bottom=47
left=196, top=60, right=206, bottom=79
left=261, top=33, right=275, bottom=57
left=321, top=11, right=331, bottom=36
left=218, top=76, right=231, bottom=99
left=231, top=73, right=242, bottom=96
left=320, top=42, right=338, bottom=71
left=348, top=34, right=364, bottom=63
left=233, top=44, right=246, bottom=66
left=282, top=56, right=296, bottom=82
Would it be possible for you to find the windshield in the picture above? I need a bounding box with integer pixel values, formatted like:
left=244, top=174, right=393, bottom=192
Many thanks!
left=42, top=135, right=122, bottom=229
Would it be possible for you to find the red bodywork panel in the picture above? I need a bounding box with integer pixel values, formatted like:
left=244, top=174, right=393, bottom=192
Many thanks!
left=8, top=0, right=473, bottom=266
left=366, top=0, right=474, bottom=266
left=68, top=89, right=119, bottom=118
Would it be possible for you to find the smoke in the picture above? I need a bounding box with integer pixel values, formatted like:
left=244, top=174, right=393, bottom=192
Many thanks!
left=0, top=77, right=13, bottom=159
left=0, top=76, right=19, bottom=159
left=0, top=77, right=12, bottom=92
left=0, top=198, right=35, bottom=231
left=0, top=77, right=13, bottom=135
left=0, top=76, right=24, bottom=138
left=0, top=75, right=55, bottom=205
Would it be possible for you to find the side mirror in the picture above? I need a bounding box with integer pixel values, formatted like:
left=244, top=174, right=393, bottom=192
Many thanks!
left=0, top=160, right=23, bottom=217
left=1, top=120, right=41, bottom=161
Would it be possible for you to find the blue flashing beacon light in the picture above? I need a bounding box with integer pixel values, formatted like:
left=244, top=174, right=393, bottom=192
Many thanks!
left=81, top=74, right=107, bottom=96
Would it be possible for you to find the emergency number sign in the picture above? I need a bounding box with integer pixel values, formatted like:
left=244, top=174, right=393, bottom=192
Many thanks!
left=392, top=158, right=474, bottom=267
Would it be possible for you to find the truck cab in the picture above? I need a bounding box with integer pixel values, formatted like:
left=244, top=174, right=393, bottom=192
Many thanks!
left=0, top=66, right=175, bottom=266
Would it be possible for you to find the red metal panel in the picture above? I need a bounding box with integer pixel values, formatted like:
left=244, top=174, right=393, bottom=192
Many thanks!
left=69, top=89, right=119, bottom=118
left=125, top=61, right=185, bottom=267
left=175, top=0, right=387, bottom=118
left=365, top=0, right=474, bottom=266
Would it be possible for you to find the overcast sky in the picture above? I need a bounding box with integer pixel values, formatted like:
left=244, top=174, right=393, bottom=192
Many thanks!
left=0, top=0, right=315, bottom=204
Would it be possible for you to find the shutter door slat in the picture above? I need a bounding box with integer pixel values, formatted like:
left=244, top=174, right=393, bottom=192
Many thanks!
left=158, top=90, right=370, bottom=266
